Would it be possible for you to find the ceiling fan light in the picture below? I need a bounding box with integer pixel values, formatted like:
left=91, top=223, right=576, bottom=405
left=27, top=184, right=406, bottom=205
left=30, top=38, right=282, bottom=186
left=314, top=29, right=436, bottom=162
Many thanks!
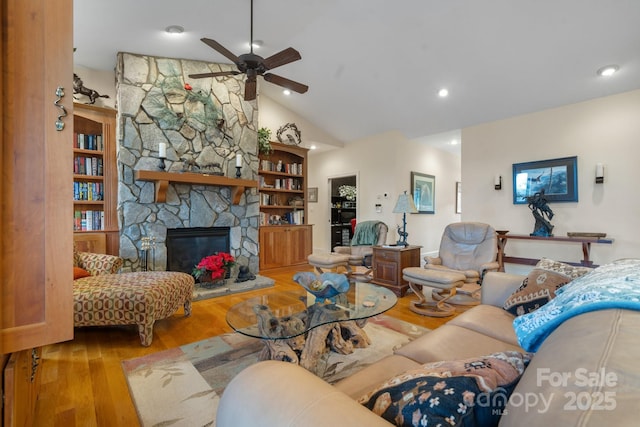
left=438, top=88, right=449, bottom=98
left=597, top=65, right=619, bottom=77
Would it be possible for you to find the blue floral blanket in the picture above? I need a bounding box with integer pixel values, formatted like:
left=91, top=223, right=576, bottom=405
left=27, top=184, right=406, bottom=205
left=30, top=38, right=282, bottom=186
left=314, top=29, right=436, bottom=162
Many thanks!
left=513, top=258, right=640, bottom=352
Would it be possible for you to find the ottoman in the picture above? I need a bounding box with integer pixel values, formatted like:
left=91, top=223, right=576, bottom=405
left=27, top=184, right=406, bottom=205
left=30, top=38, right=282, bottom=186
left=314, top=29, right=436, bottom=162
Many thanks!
left=402, top=267, right=466, bottom=317
left=73, top=271, right=194, bottom=346
left=307, top=253, right=351, bottom=274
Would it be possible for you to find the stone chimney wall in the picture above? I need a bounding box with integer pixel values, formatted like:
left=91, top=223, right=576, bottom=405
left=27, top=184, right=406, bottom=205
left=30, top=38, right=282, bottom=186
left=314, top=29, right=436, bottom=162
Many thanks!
left=115, top=52, right=259, bottom=273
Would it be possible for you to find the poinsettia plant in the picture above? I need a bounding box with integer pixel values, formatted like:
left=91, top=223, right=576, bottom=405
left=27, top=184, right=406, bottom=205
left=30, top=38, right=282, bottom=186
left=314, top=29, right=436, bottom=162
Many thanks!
left=192, top=252, right=236, bottom=280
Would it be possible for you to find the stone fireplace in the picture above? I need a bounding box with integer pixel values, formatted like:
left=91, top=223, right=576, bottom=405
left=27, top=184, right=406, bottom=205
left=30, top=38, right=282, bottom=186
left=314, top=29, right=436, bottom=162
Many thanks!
left=115, top=52, right=260, bottom=273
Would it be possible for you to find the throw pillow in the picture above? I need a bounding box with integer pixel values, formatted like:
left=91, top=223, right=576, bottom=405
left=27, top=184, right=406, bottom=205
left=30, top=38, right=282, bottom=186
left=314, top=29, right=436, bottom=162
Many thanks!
left=73, top=266, right=91, bottom=279
left=503, top=258, right=592, bottom=316
left=358, top=351, right=531, bottom=427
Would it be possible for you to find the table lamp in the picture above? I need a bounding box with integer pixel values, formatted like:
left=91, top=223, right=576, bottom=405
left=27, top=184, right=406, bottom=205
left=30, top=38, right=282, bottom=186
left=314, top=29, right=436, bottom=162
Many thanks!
left=393, top=191, right=418, bottom=246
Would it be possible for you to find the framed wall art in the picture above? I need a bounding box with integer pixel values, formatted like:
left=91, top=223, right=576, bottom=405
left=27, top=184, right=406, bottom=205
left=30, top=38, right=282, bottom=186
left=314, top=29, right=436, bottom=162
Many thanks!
left=308, top=187, right=318, bottom=203
left=512, top=156, right=578, bottom=204
left=411, top=172, right=435, bottom=214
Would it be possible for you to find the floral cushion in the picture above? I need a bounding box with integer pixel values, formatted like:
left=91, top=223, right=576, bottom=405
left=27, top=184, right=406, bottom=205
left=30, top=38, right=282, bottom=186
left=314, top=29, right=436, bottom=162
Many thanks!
left=73, top=271, right=194, bottom=346
left=358, top=351, right=531, bottom=427
left=503, top=258, right=592, bottom=316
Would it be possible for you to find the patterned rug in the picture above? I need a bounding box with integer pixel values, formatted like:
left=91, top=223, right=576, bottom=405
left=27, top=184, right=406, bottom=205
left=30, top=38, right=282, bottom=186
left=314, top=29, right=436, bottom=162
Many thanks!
left=192, top=274, right=275, bottom=301
left=122, top=315, right=428, bottom=427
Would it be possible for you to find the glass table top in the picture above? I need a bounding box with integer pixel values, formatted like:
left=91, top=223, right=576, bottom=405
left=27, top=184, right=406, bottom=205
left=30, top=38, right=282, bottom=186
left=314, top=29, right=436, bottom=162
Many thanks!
left=226, top=282, right=397, bottom=339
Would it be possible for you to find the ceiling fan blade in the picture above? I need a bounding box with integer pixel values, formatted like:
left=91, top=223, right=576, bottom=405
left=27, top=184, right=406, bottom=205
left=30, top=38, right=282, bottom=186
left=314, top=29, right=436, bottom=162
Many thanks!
left=200, top=38, right=240, bottom=64
left=189, top=71, right=240, bottom=79
left=244, top=78, right=257, bottom=101
left=263, top=73, right=309, bottom=94
left=262, top=47, right=302, bottom=70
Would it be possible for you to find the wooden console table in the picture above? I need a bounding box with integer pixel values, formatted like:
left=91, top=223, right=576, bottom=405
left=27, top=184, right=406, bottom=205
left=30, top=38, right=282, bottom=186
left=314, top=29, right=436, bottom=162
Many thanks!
left=497, top=234, right=613, bottom=271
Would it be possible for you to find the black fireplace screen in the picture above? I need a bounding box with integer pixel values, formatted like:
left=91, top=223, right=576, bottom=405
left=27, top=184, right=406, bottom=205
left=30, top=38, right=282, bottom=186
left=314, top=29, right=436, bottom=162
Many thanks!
left=166, top=227, right=230, bottom=274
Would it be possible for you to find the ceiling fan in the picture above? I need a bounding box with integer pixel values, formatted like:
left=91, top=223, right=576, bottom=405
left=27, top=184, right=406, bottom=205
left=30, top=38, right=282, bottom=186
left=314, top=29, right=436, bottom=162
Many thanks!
left=188, top=0, right=308, bottom=101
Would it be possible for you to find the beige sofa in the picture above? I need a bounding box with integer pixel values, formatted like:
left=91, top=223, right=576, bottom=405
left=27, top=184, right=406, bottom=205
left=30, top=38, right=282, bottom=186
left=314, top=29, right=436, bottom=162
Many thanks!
left=217, top=270, right=640, bottom=426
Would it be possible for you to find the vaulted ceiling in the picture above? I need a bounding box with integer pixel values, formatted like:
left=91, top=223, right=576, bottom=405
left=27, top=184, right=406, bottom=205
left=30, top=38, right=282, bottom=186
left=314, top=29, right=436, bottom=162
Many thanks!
left=74, top=0, right=640, bottom=150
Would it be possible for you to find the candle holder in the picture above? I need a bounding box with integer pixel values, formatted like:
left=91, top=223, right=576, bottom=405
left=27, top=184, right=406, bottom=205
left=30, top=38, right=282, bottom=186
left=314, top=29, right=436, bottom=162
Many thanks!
left=159, top=158, right=166, bottom=171
left=235, top=165, right=242, bottom=178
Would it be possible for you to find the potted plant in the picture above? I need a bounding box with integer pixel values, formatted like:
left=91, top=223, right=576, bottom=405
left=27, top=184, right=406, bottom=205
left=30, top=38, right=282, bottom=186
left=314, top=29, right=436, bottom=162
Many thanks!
left=258, top=127, right=272, bottom=155
left=192, top=252, right=236, bottom=283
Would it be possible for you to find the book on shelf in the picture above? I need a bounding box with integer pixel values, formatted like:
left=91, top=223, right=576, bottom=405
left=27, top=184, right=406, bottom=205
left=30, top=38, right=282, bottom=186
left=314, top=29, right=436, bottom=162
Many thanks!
left=260, top=160, right=303, bottom=175
left=74, top=156, right=103, bottom=176
left=74, top=182, right=103, bottom=201
left=73, top=209, right=104, bottom=231
left=74, top=133, right=103, bottom=151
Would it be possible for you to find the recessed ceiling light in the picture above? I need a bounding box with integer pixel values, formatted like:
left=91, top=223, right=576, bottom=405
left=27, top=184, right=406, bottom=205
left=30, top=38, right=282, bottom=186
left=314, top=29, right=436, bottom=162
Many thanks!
left=450, top=139, right=458, bottom=145
left=597, top=65, right=619, bottom=77
left=310, top=145, right=317, bottom=150
left=165, top=25, right=184, bottom=35
left=438, top=88, right=449, bottom=98
left=283, top=89, right=291, bottom=96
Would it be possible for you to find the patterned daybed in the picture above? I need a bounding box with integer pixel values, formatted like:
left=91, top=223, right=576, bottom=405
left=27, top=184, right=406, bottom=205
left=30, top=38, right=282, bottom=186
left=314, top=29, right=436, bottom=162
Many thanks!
left=73, top=250, right=194, bottom=346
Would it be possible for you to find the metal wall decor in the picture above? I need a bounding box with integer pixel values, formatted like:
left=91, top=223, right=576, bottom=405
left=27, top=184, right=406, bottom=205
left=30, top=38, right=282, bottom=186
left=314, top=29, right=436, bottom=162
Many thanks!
left=277, top=123, right=302, bottom=145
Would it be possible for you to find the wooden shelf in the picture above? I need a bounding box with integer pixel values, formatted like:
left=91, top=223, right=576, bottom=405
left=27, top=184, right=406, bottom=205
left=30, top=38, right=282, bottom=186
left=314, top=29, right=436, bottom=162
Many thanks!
left=135, top=170, right=258, bottom=204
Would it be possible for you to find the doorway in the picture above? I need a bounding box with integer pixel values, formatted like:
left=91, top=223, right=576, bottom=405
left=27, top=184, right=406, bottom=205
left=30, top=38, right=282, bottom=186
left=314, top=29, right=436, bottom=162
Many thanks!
left=329, top=175, right=357, bottom=250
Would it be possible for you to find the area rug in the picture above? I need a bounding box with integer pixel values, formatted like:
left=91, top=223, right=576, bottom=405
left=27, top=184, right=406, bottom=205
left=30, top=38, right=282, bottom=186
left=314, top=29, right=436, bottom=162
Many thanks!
left=122, top=315, right=428, bottom=427
left=192, top=274, right=275, bottom=301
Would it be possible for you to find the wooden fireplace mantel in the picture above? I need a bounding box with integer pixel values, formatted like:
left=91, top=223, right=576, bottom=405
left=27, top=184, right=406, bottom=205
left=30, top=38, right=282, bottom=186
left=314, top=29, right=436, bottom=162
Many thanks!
left=134, top=170, right=258, bottom=204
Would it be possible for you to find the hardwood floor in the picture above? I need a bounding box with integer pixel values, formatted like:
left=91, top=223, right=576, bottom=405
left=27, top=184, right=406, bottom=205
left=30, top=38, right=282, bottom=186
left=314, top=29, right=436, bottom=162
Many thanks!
left=33, top=266, right=467, bottom=426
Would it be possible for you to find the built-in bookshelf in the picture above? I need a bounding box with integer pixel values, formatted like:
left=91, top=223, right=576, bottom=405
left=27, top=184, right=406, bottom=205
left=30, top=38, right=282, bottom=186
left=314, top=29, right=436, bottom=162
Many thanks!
left=258, top=142, right=308, bottom=226
left=73, top=103, right=119, bottom=255
left=258, top=141, right=312, bottom=270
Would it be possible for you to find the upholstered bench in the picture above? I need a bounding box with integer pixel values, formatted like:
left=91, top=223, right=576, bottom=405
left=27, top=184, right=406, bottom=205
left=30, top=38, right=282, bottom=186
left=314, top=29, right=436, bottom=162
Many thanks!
left=403, top=267, right=466, bottom=317
left=73, top=271, right=194, bottom=346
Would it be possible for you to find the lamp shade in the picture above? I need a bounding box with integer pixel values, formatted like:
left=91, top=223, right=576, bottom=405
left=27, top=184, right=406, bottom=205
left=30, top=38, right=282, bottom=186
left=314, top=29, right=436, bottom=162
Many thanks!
left=393, top=191, right=418, bottom=214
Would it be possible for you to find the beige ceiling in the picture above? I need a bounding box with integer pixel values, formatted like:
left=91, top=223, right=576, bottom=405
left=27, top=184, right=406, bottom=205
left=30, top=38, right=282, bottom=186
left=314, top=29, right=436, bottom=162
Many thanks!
left=74, top=0, right=640, bottom=150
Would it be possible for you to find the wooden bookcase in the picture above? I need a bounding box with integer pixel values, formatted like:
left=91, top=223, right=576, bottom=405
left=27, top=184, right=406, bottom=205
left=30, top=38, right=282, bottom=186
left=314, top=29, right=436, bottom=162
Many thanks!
left=258, top=142, right=312, bottom=270
left=73, top=103, right=119, bottom=255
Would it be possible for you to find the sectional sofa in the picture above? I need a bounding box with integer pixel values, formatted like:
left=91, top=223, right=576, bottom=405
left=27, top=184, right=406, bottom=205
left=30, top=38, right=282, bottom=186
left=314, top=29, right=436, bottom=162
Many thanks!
left=217, top=259, right=640, bottom=426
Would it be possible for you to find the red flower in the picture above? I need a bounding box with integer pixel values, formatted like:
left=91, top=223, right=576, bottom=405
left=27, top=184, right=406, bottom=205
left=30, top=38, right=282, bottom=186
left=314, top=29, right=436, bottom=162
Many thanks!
left=192, top=252, right=235, bottom=280
left=184, top=83, right=193, bottom=91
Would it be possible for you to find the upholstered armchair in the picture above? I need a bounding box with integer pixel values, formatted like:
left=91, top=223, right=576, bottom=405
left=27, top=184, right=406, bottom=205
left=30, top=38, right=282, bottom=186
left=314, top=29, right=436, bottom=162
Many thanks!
left=424, top=222, right=499, bottom=305
left=425, top=222, right=499, bottom=284
left=402, top=222, right=499, bottom=317
left=333, top=220, right=388, bottom=268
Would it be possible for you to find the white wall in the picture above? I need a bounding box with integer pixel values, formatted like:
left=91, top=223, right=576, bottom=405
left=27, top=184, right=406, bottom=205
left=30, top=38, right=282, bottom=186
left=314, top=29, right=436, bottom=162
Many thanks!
left=308, top=131, right=462, bottom=256
left=258, top=96, right=343, bottom=150
left=462, top=89, right=640, bottom=265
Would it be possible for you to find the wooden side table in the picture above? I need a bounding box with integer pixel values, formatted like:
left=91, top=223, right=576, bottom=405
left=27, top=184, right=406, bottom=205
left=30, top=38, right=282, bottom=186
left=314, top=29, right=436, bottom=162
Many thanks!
left=371, top=245, right=421, bottom=297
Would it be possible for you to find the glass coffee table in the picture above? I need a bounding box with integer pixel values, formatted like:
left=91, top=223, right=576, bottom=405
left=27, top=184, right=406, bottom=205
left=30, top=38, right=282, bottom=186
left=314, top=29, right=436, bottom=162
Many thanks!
left=226, top=282, right=397, bottom=375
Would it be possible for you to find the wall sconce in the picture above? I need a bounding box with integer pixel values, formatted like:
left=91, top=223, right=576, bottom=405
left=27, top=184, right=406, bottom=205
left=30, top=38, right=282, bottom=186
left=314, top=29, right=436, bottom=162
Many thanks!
left=595, top=163, right=604, bottom=184
left=494, top=175, right=502, bottom=190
